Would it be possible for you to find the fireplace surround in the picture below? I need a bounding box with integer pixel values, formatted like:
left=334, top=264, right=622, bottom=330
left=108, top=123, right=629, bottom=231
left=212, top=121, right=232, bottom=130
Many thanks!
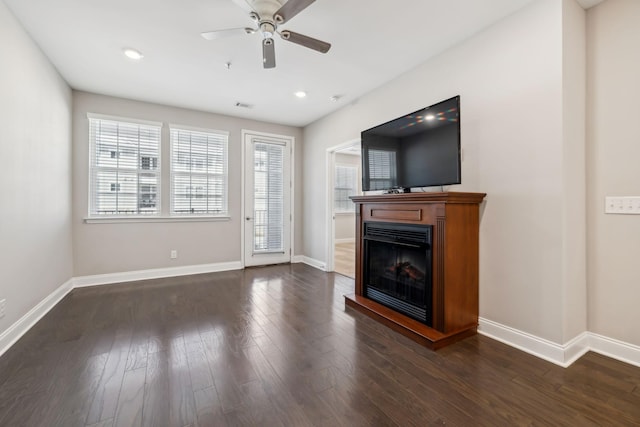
left=346, top=192, right=486, bottom=350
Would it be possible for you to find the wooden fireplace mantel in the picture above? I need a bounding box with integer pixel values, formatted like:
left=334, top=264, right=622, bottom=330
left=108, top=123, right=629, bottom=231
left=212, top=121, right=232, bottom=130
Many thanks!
left=345, top=191, right=486, bottom=350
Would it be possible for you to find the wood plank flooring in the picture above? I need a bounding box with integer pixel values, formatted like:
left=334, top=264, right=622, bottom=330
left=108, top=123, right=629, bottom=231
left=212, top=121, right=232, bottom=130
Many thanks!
left=0, top=263, right=639, bottom=426
left=334, top=242, right=355, bottom=278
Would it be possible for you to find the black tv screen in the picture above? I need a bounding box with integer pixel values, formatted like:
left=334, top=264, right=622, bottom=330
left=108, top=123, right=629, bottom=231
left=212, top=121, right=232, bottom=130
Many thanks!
left=361, top=96, right=461, bottom=192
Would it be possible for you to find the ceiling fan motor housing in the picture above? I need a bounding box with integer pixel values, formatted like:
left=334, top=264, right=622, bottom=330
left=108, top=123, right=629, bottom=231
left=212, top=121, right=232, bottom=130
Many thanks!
left=259, top=22, right=276, bottom=38
left=250, top=0, right=285, bottom=19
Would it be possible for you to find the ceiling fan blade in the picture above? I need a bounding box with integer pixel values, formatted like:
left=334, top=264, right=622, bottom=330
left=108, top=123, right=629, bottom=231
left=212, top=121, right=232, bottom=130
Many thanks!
left=274, top=0, right=316, bottom=24
left=262, top=38, right=276, bottom=69
left=280, top=30, right=331, bottom=53
left=201, top=27, right=255, bottom=40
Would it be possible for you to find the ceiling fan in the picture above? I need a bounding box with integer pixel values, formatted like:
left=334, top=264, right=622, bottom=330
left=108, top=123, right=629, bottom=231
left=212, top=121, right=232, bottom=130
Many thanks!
left=201, top=0, right=331, bottom=69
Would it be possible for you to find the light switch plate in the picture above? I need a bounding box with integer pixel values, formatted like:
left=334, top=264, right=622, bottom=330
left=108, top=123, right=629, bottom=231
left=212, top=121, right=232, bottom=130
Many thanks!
left=605, top=196, right=640, bottom=214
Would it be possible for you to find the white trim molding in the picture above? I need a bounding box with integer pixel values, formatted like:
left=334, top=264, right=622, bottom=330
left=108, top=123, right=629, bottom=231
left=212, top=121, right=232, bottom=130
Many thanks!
left=478, top=317, right=640, bottom=368
left=479, top=317, right=587, bottom=367
left=73, top=261, right=242, bottom=288
left=291, top=255, right=305, bottom=264
left=300, top=256, right=327, bottom=271
left=0, top=278, right=74, bottom=358
left=86, top=112, right=162, bottom=127
left=589, top=332, right=640, bottom=368
left=84, top=216, right=230, bottom=224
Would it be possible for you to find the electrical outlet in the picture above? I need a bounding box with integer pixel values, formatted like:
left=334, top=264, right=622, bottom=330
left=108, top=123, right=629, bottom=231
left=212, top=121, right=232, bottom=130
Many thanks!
left=0, top=299, right=6, bottom=318
left=170, top=250, right=178, bottom=259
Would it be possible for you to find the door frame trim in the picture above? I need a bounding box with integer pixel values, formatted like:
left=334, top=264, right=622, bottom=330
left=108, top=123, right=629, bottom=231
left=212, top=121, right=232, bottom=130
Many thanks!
left=241, top=129, right=295, bottom=268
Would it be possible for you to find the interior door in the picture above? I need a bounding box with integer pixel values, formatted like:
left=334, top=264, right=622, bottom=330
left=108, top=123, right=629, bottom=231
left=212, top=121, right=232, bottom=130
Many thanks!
left=244, top=132, right=292, bottom=267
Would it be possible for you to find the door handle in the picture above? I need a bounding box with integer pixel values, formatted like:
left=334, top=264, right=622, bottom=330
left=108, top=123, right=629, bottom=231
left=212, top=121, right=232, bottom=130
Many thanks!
left=246, top=217, right=252, bottom=221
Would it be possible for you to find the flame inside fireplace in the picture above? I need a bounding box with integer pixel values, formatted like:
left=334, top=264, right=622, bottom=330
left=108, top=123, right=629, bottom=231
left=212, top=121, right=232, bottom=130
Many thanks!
left=387, top=262, right=425, bottom=281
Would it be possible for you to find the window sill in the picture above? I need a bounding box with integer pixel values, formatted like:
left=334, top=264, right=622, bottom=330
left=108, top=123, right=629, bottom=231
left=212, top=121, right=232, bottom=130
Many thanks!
left=84, top=215, right=231, bottom=224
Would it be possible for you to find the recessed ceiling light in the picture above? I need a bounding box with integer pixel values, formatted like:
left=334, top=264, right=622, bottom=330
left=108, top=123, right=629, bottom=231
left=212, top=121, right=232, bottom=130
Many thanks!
left=295, top=91, right=307, bottom=98
left=123, top=48, right=144, bottom=60
left=425, top=114, right=435, bottom=121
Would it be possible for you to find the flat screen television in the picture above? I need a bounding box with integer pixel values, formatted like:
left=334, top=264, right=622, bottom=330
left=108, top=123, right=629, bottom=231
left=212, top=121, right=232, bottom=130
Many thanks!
left=361, top=95, right=461, bottom=192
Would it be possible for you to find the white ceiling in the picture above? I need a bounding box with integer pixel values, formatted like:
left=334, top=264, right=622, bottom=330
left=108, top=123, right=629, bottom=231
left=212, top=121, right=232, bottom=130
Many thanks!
left=6, top=0, right=591, bottom=127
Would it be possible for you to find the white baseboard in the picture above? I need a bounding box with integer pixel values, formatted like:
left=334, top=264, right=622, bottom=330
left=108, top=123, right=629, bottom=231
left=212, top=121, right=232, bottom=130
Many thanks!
left=589, top=332, right=640, bottom=368
left=479, top=318, right=634, bottom=368
left=291, top=255, right=305, bottom=263
left=300, top=256, right=327, bottom=271
left=73, top=261, right=243, bottom=288
left=0, top=278, right=74, bottom=358
left=479, top=317, right=580, bottom=367
left=563, top=332, right=592, bottom=366
left=335, top=238, right=356, bottom=244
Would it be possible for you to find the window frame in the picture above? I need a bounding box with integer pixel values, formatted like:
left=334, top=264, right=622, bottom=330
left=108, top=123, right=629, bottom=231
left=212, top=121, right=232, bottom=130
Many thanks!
left=334, top=164, right=359, bottom=213
left=169, top=124, right=229, bottom=217
left=87, top=113, right=162, bottom=218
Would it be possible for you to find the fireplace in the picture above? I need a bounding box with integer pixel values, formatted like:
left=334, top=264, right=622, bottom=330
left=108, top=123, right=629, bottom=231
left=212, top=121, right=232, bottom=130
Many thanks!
left=363, top=222, right=433, bottom=326
left=347, top=192, right=485, bottom=349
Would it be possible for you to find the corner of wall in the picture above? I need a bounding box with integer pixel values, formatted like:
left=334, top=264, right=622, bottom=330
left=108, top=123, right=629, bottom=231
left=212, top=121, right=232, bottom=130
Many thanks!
left=561, top=0, right=588, bottom=343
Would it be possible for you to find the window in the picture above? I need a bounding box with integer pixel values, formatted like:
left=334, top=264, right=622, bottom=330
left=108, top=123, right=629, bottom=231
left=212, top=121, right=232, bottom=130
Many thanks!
left=88, top=115, right=161, bottom=216
left=367, top=149, right=397, bottom=190
left=253, top=141, right=284, bottom=252
left=334, top=165, right=358, bottom=212
left=170, top=126, right=228, bottom=215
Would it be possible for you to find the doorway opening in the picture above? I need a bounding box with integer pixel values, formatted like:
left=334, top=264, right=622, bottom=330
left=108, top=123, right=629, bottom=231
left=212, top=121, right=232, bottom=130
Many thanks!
left=326, top=140, right=361, bottom=278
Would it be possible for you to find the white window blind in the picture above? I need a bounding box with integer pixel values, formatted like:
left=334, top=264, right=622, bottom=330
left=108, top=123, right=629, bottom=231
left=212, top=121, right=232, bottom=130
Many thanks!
left=253, top=142, right=284, bottom=252
left=334, top=165, right=357, bottom=212
left=367, top=149, right=397, bottom=190
left=88, top=117, right=161, bottom=216
left=170, top=127, right=228, bottom=215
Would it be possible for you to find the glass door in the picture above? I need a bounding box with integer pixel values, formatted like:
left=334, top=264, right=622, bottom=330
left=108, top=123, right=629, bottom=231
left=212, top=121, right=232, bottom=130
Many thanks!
left=244, top=132, right=292, bottom=266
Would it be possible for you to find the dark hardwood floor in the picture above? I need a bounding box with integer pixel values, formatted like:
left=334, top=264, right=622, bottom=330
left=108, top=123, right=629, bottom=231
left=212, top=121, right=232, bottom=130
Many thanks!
left=0, top=264, right=639, bottom=426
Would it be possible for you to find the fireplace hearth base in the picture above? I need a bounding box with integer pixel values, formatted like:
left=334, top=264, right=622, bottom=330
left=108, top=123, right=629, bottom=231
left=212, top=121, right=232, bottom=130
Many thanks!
left=344, top=294, right=477, bottom=350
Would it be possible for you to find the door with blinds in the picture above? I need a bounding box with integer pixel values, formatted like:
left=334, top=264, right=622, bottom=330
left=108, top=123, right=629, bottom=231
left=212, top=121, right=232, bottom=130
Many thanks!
left=244, top=132, right=292, bottom=267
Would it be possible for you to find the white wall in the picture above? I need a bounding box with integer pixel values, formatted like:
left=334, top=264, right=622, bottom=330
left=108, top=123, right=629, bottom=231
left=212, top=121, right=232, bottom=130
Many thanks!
left=72, top=91, right=303, bottom=276
left=0, top=2, right=73, bottom=332
left=334, top=215, right=355, bottom=242
left=304, top=0, right=587, bottom=344
left=587, top=0, right=640, bottom=346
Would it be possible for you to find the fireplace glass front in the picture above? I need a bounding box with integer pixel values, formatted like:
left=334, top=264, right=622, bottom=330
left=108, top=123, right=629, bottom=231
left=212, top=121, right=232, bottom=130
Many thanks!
left=363, top=222, right=433, bottom=326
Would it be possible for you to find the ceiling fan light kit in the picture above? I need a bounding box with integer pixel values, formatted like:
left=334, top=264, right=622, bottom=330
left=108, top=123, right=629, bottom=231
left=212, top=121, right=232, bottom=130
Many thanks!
left=201, top=0, right=331, bottom=69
